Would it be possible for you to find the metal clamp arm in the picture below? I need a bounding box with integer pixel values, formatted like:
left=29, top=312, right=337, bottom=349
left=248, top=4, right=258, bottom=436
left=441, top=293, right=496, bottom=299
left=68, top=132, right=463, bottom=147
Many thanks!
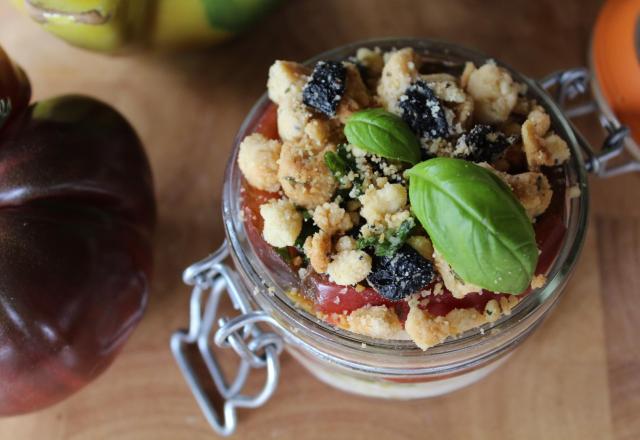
left=171, top=241, right=284, bottom=437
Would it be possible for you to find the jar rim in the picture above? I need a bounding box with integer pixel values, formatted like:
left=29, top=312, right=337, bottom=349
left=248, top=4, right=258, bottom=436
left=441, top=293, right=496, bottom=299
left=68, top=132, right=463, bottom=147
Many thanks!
left=222, top=37, right=589, bottom=374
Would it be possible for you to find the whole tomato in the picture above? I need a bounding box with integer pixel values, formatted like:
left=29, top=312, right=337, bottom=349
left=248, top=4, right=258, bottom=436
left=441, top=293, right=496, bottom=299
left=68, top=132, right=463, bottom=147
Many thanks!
left=0, top=46, right=156, bottom=414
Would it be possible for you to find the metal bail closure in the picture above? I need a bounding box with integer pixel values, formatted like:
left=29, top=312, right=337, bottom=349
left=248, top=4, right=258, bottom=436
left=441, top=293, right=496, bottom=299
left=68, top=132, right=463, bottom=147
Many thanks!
left=171, top=241, right=284, bottom=437
left=540, top=67, right=640, bottom=177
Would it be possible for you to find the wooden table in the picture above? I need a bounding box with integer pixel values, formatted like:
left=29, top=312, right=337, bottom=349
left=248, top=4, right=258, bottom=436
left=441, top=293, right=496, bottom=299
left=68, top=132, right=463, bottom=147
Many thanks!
left=1, top=1, right=638, bottom=439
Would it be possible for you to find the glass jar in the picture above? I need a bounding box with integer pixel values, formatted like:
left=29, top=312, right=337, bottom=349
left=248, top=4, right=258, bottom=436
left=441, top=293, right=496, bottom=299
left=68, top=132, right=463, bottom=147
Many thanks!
left=171, top=38, right=639, bottom=437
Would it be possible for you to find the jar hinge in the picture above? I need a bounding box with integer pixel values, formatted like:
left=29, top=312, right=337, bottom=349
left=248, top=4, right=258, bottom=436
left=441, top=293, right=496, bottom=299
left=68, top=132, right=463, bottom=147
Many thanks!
left=171, top=240, right=284, bottom=437
left=539, top=67, right=640, bottom=178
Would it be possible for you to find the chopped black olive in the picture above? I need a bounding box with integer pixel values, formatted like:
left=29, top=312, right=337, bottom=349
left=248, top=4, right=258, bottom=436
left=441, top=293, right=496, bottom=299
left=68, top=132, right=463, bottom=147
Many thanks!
left=302, top=61, right=346, bottom=116
left=457, top=124, right=512, bottom=163
left=399, top=80, right=449, bottom=140
left=367, top=245, right=435, bottom=300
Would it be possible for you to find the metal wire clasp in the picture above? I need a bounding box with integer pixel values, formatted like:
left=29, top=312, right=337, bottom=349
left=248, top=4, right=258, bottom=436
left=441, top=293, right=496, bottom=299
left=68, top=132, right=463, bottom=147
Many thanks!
left=171, top=241, right=284, bottom=437
left=540, top=67, right=640, bottom=177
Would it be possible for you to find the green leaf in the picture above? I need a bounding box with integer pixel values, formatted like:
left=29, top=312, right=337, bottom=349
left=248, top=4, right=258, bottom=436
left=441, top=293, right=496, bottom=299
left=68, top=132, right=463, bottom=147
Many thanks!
left=344, top=108, right=421, bottom=165
left=357, top=217, right=416, bottom=257
left=407, top=158, right=538, bottom=294
left=0, top=98, right=12, bottom=131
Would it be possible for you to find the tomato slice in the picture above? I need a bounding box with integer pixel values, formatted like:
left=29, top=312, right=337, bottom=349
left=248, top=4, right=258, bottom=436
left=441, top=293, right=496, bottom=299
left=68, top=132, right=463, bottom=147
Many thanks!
left=302, top=272, right=398, bottom=314
left=252, top=103, right=279, bottom=140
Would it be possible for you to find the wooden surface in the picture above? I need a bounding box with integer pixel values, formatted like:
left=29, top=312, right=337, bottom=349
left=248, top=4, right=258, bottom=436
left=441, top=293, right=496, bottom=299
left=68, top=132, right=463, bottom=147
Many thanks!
left=1, top=1, right=638, bottom=439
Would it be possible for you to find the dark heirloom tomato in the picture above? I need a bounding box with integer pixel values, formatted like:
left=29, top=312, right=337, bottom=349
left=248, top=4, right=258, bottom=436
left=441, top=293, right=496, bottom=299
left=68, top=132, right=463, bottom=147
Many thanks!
left=0, top=48, right=155, bottom=414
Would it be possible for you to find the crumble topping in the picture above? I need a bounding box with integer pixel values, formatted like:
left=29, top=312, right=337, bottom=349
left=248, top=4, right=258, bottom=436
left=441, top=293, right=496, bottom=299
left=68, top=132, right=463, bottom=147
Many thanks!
left=239, top=46, right=572, bottom=351
left=433, top=250, right=482, bottom=299
left=377, top=48, right=419, bottom=113
left=346, top=305, right=406, bottom=339
left=259, top=199, right=302, bottom=247
left=466, top=62, right=518, bottom=123
left=359, top=182, right=407, bottom=225
left=277, top=139, right=337, bottom=208
left=237, top=133, right=282, bottom=192
left=327, top=250, right=372, bottom=285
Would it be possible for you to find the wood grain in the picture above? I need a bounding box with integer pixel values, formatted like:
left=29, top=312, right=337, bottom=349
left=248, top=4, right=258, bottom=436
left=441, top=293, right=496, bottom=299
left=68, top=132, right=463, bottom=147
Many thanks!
left=0, top=0, right=637, bottom=439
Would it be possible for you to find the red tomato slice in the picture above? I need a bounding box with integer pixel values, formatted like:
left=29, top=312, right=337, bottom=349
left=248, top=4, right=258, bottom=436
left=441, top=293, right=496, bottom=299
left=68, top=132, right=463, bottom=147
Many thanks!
left=302, top=272, right=398, bottom=315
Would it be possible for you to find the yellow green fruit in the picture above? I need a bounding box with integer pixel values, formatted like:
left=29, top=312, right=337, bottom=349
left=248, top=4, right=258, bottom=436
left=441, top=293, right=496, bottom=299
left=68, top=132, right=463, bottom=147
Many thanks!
left=10, top=0, right=281, bottom=52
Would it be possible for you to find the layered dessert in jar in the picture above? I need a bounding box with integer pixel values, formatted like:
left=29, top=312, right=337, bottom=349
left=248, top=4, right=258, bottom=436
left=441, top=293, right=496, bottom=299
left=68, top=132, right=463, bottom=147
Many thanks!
left=236, top=46, right=577, bottom=351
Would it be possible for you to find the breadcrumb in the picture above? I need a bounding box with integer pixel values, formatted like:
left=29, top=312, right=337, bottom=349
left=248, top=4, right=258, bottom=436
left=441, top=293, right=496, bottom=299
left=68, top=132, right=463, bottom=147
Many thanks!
left=521, top=107, right=570, bottom=170
left=278, top=140, right=337, bottom=209
left=466, top=62, right=518, bottom=123
left=347, top=305, right=405, bottom=339
left=433, top=251, right=482, bottom=299
left=312, top=202, right=353, bottom=235
left=377, top=48, right=419, bottom=113
left=237, top=133, right=282, bottom=192
left=405, top=302, right=451, bottom=350
left=327, top=250, right=372, bottom=285
left=335, top=235, right=357, bottom=252
left=304, top=231, right=332, bottom=273
left=530, top=274, right=547, bottom=289
left=260, top=199, right=302, bottom=247
left=359, top=182, right=407, bottom=225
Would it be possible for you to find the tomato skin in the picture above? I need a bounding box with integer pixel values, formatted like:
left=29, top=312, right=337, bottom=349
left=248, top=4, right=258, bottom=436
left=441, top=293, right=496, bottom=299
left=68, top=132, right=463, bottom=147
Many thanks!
left=252, top=103, right=279, bottom=140
left=0, top=95, right=155, bottom=415
left=302, top=272, right=398, bottom=315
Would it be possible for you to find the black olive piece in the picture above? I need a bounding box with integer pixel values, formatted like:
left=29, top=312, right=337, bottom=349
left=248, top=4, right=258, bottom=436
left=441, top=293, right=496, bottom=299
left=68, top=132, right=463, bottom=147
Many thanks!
left=399, top=79, right=449, bottom=140
left=367, top=245, right=435, bottom=301
left=302, top=61, right=346, bottom=117
left=458, top=124, right=512, bottom=163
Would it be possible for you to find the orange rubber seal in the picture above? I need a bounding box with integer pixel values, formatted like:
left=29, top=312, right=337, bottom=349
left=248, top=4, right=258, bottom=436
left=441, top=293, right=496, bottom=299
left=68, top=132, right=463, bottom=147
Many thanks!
left=592, top=0, right=640, bottom=143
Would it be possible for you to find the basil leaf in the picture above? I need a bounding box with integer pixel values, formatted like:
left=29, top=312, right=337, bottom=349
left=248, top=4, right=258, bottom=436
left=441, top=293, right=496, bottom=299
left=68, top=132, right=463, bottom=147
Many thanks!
left=345, top=108, right=421, bottom=165
left=407, top=158, right=538, bottom=294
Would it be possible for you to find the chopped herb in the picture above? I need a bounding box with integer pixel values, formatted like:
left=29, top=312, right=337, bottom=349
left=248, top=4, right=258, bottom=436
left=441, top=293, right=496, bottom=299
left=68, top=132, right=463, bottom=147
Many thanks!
left=356, top=235, right=379, bottom=251
left=326, top=144, right=364, bottom=201
left=325, top=144, right=359, bottom=180
left=324, top=150, right=348, bottom=177
left=357, top=217, right=416, bottom=256
left=294, top=215, right=319, bottom=253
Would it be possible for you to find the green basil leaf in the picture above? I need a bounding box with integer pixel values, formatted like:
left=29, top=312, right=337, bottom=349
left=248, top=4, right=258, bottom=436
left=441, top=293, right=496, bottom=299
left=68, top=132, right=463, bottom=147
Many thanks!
left=344, top=108, right=421, bottom=165
left=407, top=158, right=538, bottom=294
